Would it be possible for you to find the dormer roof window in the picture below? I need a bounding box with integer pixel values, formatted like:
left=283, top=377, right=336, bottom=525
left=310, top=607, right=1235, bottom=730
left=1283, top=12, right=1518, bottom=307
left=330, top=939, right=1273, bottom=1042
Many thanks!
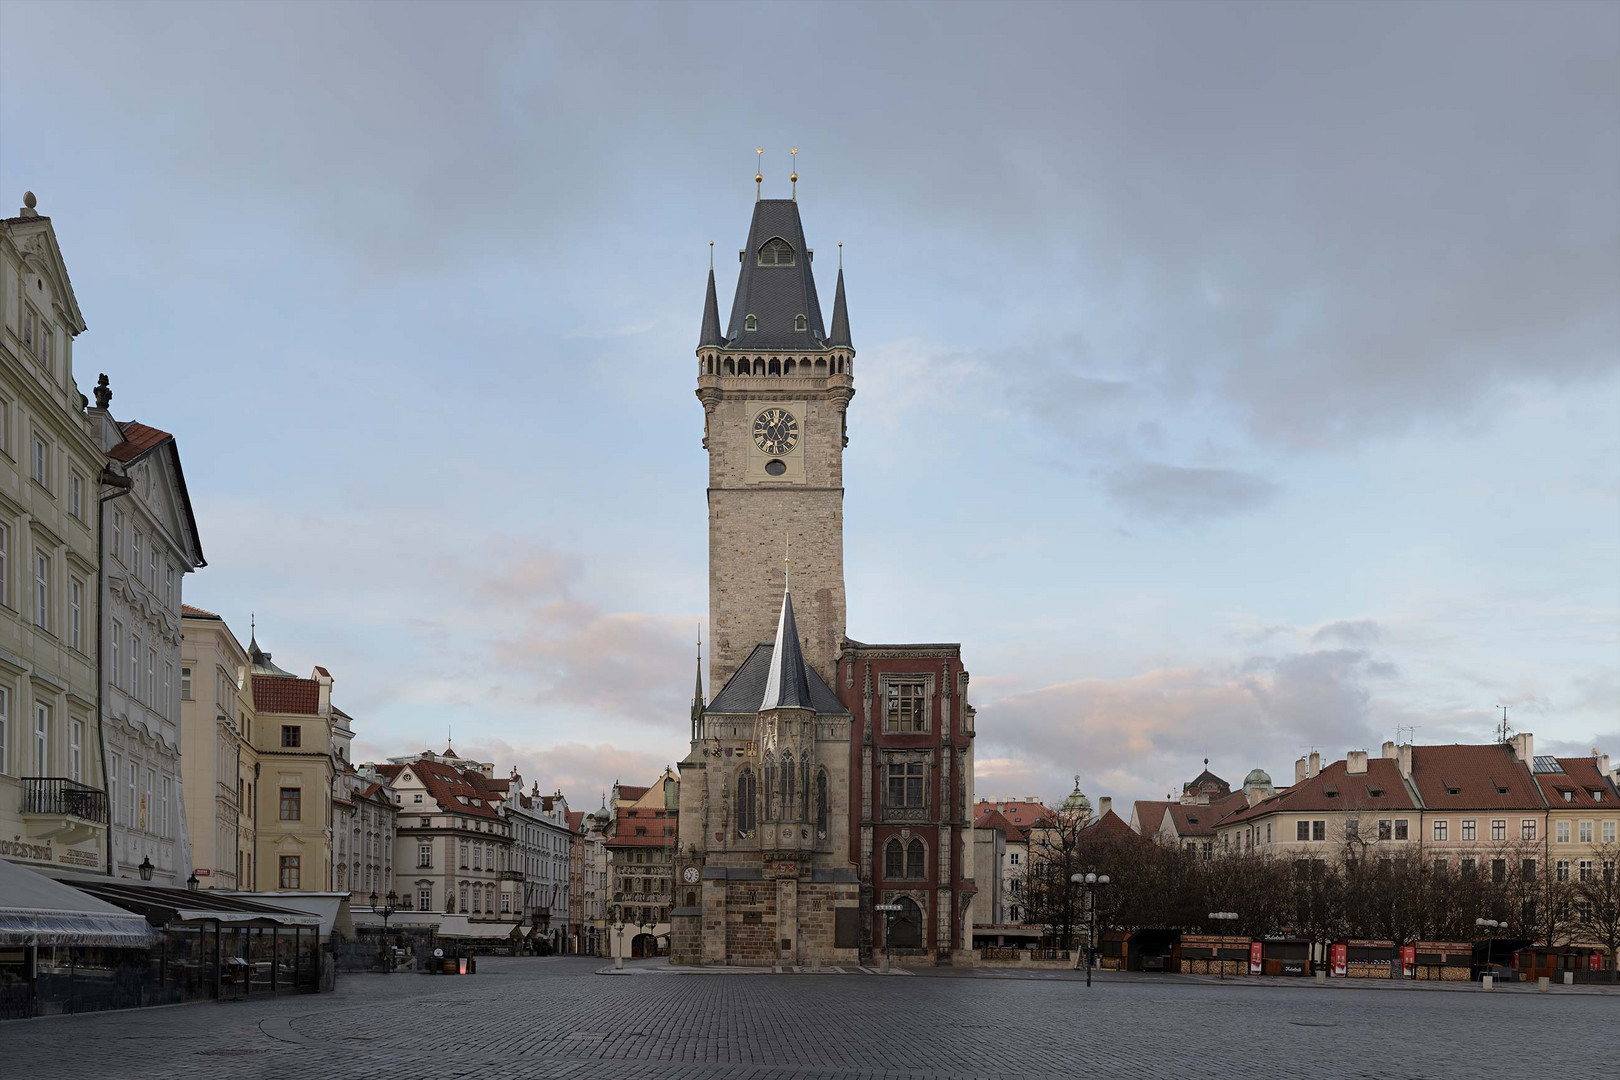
left=745, top=314, right=758, bottom=332
left=757, top=237, right=795, bottom=266
left=794, top=314, right=807, bottom=331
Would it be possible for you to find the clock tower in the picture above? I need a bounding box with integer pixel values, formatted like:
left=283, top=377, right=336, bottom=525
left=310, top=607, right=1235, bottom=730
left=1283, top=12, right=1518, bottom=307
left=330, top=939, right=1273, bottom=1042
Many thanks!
left=695, top=194, right=854, bottom=691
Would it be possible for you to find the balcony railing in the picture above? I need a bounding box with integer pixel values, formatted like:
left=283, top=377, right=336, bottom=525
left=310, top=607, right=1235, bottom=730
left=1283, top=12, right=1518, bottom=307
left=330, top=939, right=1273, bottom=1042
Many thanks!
left=21, top=778, right=109, bottom=824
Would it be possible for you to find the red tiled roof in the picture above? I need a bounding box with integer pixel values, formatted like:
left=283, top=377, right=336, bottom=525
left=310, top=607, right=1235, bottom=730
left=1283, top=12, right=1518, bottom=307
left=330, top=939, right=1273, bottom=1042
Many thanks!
left=616, top=784, right=650, bottom=802
left=181, top=603, right=219, bottom=618
left=1223, top=758, right=1416, bottom=825
left=107, top=420, right=172, bottom=463
left=391, top=756, right=503, bottom=821
left=566, top=810, right=585, bottom=832
left=1133, top=800, right=1172, bottom=837
left=1163, top=791, right=1248, bottom=836
left=1410, top=744, right=1544, bottom=810
left=1082, top=809, right=1142, bottom=844
left=251, top=673, right=321, bottom=715
left=313, top=666, right=332, bottom=678
left=1537, top=757, right=1619, bottom=810
left=973, top=800, right=1056, bottom=831
left=974, top=807, right=1026, bottom=844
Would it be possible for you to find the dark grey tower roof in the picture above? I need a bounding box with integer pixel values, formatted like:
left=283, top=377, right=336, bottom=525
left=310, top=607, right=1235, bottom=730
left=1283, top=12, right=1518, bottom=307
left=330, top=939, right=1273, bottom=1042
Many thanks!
left=758, top=587, right=814, bottom=711
left=723, top=199, right=827, bottom=349
left=698, top=268, right=723, bottom=348
left=827, top=267, right=852, bottom=348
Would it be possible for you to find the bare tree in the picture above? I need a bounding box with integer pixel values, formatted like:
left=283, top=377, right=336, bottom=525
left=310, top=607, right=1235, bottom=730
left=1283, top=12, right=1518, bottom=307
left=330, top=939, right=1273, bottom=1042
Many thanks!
left=1571, top=842, right=1620, bottom=982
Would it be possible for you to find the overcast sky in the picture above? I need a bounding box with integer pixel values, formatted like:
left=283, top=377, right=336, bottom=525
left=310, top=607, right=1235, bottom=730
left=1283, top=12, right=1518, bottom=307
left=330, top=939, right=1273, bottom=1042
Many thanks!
left=3, top=1, right=1615, bottom=812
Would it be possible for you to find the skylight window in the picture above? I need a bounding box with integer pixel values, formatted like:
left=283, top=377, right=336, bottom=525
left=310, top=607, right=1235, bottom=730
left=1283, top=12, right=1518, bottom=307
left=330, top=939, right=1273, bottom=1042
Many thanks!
left=758, top=238, right=795, bottom=266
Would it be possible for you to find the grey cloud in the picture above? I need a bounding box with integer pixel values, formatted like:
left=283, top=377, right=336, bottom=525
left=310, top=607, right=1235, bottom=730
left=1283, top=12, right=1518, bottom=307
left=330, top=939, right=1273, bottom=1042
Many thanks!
left=1103, top=461, right=1279, bottom=524
left=1311, top=620, right=1382, bottom=647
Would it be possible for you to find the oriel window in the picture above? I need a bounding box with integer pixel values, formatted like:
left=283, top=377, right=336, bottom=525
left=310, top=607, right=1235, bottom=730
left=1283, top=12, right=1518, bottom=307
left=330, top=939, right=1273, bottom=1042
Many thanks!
left=885, top=682, right=927, bottom=733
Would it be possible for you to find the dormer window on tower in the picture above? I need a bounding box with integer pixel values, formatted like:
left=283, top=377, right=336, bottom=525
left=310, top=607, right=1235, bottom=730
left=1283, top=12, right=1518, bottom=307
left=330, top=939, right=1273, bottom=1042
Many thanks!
left=757, top=237, right=796, bottom=266
left=794, top=314, right=807, bottom=332
left=745, top=314, right=758, bottom=332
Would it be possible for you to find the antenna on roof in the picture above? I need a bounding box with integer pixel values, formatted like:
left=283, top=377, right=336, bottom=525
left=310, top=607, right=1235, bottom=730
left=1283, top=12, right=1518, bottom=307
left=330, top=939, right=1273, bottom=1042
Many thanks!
left=790, top=147, right=798, bottom=201
left=1496, top=705, right=1513, bottom=744
left=755, top=147, right=764, bottom=201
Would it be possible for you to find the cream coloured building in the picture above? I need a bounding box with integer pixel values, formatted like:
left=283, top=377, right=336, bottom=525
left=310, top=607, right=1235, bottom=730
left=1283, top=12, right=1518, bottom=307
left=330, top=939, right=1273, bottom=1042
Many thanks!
left=1, top=193, right=108, bottom=875
left=178, top=604, right=259, bottom=888
left=247, top=634, right=341, bottom=892
left=92, top=396, right=205, bottom=887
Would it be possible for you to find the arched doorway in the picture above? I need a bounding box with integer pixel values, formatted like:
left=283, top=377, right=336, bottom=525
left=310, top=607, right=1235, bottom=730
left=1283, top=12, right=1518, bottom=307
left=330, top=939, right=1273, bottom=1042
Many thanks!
left=631, top=933, right=657, bottom=958
left=890, top=897, right=923, bottom=949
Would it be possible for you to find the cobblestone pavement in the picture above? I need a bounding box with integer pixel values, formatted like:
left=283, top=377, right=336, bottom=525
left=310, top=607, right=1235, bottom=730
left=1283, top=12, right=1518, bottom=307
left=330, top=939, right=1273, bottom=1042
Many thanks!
left=2, top=956, right=1612, bottom=1079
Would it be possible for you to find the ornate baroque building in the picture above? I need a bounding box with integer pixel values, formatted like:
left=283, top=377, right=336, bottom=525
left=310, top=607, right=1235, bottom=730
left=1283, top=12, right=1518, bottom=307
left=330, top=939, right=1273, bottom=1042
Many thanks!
left=672, top=183, right=978, bottom=966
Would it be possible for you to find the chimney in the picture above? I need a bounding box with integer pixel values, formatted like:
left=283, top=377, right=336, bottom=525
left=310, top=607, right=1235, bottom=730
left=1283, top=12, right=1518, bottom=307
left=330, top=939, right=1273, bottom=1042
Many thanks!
left=1511, top=732, right=1533, bottom=765
left=1346, top=750, right=1368, bottom=775
left=1308, top=751, right=1321, bottom=779
left=1098, top=796, right=1112, bottom=819
left=1245, top=785, right=1265, bottom=808
left=1396, top=743, right=1413, bottom=781
left=1595, top=750, right=1609, bottom=777
left=314, top=667, right=333, bottom=715
left=1295, top=756, right=1308, bottom=784
left=1382, top=741, right=1396, bottom=759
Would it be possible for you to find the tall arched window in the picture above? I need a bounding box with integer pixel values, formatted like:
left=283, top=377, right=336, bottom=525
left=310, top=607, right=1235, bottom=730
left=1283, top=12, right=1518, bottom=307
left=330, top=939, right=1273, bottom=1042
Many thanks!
left=768, top=358, right=781, bottom=376
left=884, top=838, right=905, bottom=878
left=800, top=757, right=810, bottom=821
left=815, top=770, right=829, bottom=839
left=736, top=770, right=756, bottom=836
left=753, top=357, right=765, bottom=376
left=906, top=839, right=926, bottom=880
left=758, top=238, right=795, bottom=266
left=780, top=752, right=795, bottom=820
left=764, top=754, right=777, bottom=821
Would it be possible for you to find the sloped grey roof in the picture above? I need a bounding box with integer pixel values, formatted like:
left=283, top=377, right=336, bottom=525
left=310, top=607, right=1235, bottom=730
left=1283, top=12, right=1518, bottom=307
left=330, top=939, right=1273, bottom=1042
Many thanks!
left=827, top=267, right=852, bottom=348
left=698, top=267, right=723, bottom=348
left=723, top=199, right=828, bottom=349
left=707, top=643, right=847, bottom=716
left=759, top=588, right=812, bottom=710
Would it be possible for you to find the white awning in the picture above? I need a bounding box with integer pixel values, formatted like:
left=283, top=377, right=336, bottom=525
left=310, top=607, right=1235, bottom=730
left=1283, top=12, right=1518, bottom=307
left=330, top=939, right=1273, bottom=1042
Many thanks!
left=0, top=860, right=155, bottom=947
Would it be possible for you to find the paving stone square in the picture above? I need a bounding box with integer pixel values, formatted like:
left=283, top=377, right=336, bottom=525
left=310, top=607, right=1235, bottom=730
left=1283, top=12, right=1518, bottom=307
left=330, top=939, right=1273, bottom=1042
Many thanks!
left=1, top=957, right=1613, bottom=1079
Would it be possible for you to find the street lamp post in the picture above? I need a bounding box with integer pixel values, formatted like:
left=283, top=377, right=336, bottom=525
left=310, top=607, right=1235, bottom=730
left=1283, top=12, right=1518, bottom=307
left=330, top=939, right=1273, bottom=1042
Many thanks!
left=613, top=919, right=625, bottom=970
left=874, top=903, right=902, bottom=973
left=1070, top=873, right=1112, bottom=988
left=1207, top=911, right=1239, bottom=980
left=1476, top=918, right=1507, bottom=980
left=371, top=890, right=398, bottom=973
left=138, top=856, right=154, bottom=882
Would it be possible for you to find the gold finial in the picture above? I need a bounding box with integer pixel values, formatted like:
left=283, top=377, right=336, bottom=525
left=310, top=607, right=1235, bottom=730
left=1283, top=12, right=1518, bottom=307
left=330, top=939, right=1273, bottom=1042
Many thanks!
left=755, top=147, right=764, bottom=199
left=709, top=241, right=714, bottom=270
left=790, top=147, right=798, bottom=200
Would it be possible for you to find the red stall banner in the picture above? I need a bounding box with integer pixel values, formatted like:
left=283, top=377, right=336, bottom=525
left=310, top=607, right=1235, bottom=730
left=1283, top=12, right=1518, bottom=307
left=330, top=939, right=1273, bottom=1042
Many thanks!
left=1401, top=945, right=1416, bottom=978
left=1249, top=941, right=1263, bottom=975
left=1330, top=943, right=1348, bottom=977
left=1590, top=952, right=1602, bottom=972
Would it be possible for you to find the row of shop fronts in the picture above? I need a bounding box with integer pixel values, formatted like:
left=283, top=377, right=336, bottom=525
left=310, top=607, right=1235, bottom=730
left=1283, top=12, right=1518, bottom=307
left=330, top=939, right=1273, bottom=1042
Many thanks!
left=1, top=859, right=331, bottom=1019
left=1094, top=928, right=1612, bottom=983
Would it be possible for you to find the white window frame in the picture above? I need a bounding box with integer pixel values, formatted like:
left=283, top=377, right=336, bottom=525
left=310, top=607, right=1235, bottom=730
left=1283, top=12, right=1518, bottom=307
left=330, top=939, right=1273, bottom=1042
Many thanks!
left=418, top=888, right=431, bottom=911
left=31, top=435, right=48, bottom=488
left=69, top=577, right=83, bottom=651
left=1605, top=822, right=1617, bottom=844
left=33, top=703, right=50, bottom=774
left=109, top=753, right=122, bottom=823
left=69, top=718, right=82, bottom=782
left=163, top=563, right=174, bottom=608
left=112, top=510, right=123, bottom=562
left=1557, top=821, right=1571, bottom=843
left=163, top=661, right=173, bottom=717
left=70, top=471, right=83, bottom=519
left=132, top=530, right=142, bottom=584
left=0, top=522, right=8, bottom=608
left=162, top=776, right=171, bottom=837
left=1461, top=819, right=1476, bottom=842
left=1433, top=820, right=1448, bottom=842
left=130, top=634, right=141, bottom=698
left=1579, top=821, right=1593, bottom=843
left=142, top=768, right=153, bottom=831
left=146, top=648, right=156, bottom=705
left=180, top=666, right=192, bottom=700
left=126, top=762, right=136, bottom=826
left=0, top=686, right=8, bottom=774
left=33, top=548, right=50, bottom=630
left=112, top=621, right=123, bottom=686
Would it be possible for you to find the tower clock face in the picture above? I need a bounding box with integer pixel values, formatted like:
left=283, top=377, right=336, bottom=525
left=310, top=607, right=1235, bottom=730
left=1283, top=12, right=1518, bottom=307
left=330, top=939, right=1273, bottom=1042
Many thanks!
left=753, top=408, right=799, bottom=455
left=683, top=866, right=701, bottom=884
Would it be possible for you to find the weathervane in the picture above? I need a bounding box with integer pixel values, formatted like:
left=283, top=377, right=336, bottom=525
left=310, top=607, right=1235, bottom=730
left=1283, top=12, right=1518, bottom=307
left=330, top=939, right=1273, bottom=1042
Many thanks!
left=790, top=147, right=798, bottom=200
left=755, top=147, right=764, bottom=200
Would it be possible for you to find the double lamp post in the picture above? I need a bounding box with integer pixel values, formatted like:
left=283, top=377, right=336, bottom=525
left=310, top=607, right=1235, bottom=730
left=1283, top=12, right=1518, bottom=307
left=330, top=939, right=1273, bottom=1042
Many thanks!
left=1069, top=872, right=1111, bottom=988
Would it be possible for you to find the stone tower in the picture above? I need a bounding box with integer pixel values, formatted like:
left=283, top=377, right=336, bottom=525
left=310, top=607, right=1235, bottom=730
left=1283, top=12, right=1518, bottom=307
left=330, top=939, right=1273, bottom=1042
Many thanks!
left=696, top=196, right=854, bottom=691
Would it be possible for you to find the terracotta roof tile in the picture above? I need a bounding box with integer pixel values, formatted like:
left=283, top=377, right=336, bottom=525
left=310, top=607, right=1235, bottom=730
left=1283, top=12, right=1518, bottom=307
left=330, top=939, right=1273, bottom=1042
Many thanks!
left=251, top=673, right=321, bottom=715
left=1163, top=791, right=1248, bottom=836
left=181, top=603, right=220, bottom=618
left=1133, top=800, right=1173, bottom=836
left=616, top=784, right=650, bottom=802
left=395, top=757, right=503, bottom=820
left=1410, top=744, right=1544, bottom=810
left=107, top=420, right=172, bottom=463
left=1536, top=757, right=1619, bottom=809
left=1224, top=758, right=1416, bottom=825
left=973, top=807, right=1027, bottom=844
